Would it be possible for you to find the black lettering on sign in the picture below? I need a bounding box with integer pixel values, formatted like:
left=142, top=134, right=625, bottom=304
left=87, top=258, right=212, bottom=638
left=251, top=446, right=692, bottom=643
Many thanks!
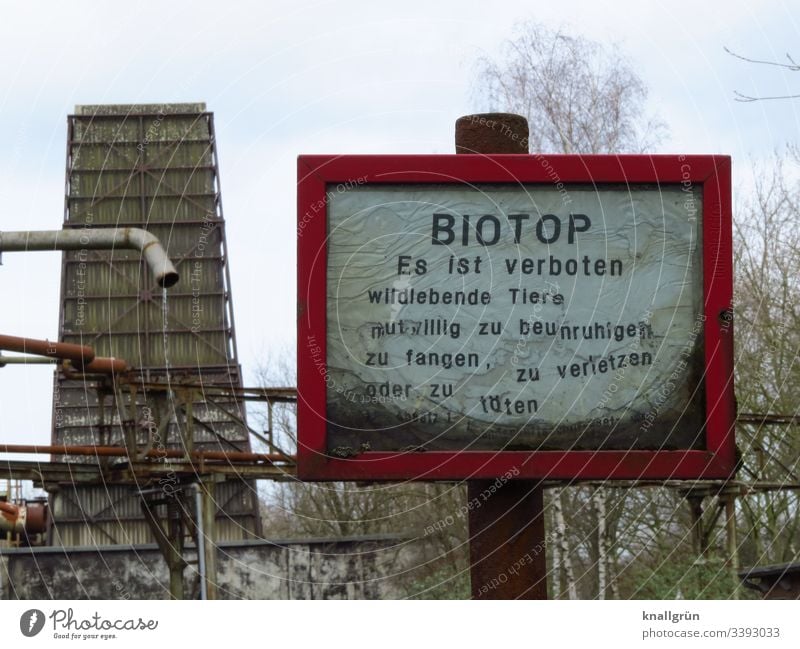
left=432, top=213, right=594, bottom=246
left=365, top=352, right=388, bottom=366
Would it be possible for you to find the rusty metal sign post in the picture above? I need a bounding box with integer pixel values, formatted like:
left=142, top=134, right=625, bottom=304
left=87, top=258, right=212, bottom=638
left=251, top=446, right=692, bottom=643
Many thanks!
left=457, top=114, right=547, bottom=599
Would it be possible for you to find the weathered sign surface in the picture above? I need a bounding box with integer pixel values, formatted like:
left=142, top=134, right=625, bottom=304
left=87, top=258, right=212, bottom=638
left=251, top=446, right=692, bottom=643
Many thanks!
left=325, top=183, right=704, bottom=452
left=297, top=155, right=734, bottom=480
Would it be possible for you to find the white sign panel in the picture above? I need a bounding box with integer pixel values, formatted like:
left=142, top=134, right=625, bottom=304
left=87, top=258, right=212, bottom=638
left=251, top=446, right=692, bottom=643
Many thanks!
left=325, top=184, right=703, bottom=453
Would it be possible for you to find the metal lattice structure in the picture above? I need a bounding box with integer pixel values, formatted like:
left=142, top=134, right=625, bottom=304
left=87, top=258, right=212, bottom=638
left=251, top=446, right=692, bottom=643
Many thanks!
left=49, top=104, right=261, bottom=546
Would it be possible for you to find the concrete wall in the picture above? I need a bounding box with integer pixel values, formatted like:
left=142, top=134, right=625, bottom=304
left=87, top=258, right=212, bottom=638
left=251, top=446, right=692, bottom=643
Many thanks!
left=0, top=535, right=413, bottom=600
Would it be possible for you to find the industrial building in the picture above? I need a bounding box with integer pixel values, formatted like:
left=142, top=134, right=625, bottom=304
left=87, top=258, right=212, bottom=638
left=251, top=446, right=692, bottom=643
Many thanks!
left=0, top=103, right=401, bottom=599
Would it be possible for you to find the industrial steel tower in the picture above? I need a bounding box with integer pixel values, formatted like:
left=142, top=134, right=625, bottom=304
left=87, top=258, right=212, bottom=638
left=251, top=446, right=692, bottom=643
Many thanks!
left=49, top=104, right=261, bottom=549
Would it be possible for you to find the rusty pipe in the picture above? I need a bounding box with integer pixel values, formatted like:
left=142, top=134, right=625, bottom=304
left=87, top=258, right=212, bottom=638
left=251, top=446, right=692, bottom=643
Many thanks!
left=0, top=355, right=57, bottom=366
left=0, top=227, right=179, bottom=288
left=0, top=334, right=94, bottom=366
left=62, top=357, right=131, bottom=375
left=0, top=501, right=23, bottom=534
left=24, top=502, right=48, bottom=534
left=0, top=500, right=48, bottom=535
left=0, top=444, right=292, bottom=464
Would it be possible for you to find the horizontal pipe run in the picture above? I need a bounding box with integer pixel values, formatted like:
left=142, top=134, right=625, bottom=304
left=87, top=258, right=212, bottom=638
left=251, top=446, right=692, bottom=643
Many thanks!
left=0, top=227, right=179, bottom=288
left=0, top=500, right=48, bottom=535
left=0, top=355, right=57, bottom=366
left=0, top=355, right=130, bottom=374
left=0, top=444, right=293, bottom=464
left=0, top=501, right=23, bottom=534
left=128, top=381, right=298, bottom=401
left=62, top=357, right=131, bottom=375
left=0, top=336, right=131, bottom=374
left=0, top=334, right=94, bottom=366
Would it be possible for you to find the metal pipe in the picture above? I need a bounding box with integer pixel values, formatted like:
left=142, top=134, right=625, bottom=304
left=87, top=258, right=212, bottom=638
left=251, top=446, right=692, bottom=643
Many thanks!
left=0, top=355, right=130, bottom=374
left=456, top=112, right=548, bottom=601
left=0, top=334, right=94, bottom=366
left=193, top=484, right=207, bottom=600
left=0, top=501, right=47, bottom=535
left=0, top=355, right=57, bottom=366
left=0, top=444, right=291, bottom=464
left=0, top=336, right=130, bottom=374
left=25, top=502, right=48, bottom=534
left=0, top=228, right=179, bottom=288
left=199, top=479, right=218, bottom=600
left=62, top=357, right=131, bottom=375
left=0, top=501, right=23, bottom=534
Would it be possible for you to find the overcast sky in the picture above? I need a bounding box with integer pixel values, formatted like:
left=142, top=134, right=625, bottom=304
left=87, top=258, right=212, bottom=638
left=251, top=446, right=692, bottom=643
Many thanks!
left=1, top=0, right=799, bottom=454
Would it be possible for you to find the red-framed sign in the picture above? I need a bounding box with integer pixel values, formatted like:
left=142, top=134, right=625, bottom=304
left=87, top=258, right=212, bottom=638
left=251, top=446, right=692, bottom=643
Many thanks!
left=297, top=154, right=734, bottom=481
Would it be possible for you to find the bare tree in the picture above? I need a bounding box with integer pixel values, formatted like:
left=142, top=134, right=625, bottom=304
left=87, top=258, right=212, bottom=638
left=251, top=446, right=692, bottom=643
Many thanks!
left=253, top=349, right=470, bottom=597
left=475, top=22, right=666, bottom=154
left=733, top=153, right=800, bottom=570
left=724, top=47, right=800, bottom=102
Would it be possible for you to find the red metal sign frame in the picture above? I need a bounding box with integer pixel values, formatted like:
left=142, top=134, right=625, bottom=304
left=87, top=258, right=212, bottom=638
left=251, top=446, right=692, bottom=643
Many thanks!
left=297, top=154, right=734, bottom=481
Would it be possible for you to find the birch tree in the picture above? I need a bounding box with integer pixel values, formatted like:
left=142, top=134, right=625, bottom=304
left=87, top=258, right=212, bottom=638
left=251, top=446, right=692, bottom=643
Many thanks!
left=475, top=21, right=666, bottom=155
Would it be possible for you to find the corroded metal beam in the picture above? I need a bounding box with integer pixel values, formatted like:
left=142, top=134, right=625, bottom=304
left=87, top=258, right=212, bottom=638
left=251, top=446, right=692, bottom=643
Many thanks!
left=0, top=444, right=291, bottom=464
